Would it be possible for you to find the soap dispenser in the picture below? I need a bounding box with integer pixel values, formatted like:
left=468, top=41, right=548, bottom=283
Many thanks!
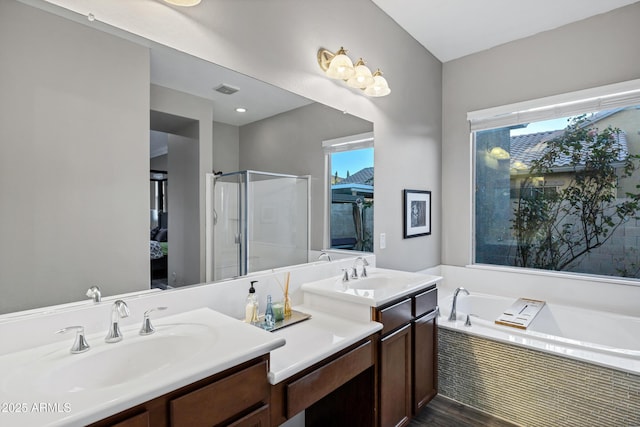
left=245, top=281, right=259, bottom=324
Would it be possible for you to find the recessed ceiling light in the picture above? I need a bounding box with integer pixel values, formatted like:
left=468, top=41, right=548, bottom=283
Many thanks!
left=235, top=107, right=247, bottom=113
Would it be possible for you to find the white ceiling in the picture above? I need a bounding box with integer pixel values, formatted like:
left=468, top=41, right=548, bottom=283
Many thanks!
left=371, top=0, right=639, bottom=62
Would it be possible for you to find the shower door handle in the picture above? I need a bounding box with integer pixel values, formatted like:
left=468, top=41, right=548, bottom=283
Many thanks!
left=235, top=233, right=241, bottom=244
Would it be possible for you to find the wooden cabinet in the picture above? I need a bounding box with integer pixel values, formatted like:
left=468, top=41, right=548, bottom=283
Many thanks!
left=373, top=286, right=438, bottom=427
left=379, top=324, right=412, bottom=427
left=271, top=337, right=377, bottom=427
left=88, top=356, right=270, bottom=427
left=413, top=309, right=438, bottom=413
left=110, top=412, right=150, bottom=427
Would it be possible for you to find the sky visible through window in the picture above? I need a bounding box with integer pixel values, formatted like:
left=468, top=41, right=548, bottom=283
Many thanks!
left=331, top=148, right=373, bottom=177
left=510, top=116, right=572, bottom=136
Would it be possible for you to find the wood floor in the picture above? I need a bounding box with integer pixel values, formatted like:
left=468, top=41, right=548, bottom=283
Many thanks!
left=408, top=395, right=519, bottom=427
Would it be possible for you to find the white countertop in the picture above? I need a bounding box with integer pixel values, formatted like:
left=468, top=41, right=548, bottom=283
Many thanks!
left=0, top=308, right=284, bottom=427
left=301, top=268, right=441, bottom=307
left=268, top=305, right=382, bottom=384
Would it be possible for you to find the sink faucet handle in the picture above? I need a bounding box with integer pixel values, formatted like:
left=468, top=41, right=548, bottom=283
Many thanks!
left=341, top=268, right=349, bottom=282
left=56, top=325, right=90, bottom=354
left=139, top=307, right=168, bottom=336
left=86, top=285, right=101, bottom=303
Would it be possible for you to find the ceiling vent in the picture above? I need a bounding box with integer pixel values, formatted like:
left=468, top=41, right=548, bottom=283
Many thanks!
left=214, top=84, right=239, bottom=95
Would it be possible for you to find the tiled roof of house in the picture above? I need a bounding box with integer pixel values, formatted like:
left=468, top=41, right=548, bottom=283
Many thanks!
left=340, top=167, right=374, bottom=185
left=510, top=108, right=634, bottom=170
left=510, top=129, right=628, bottom=170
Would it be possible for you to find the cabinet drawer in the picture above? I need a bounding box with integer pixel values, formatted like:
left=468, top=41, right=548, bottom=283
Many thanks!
left=414, top=287, right=437, bottom=318
left=376, top=298, right=412, bottom=335
left=170, top=361, right=269, bottom=427
left=286, top=340, right=374, bottom=418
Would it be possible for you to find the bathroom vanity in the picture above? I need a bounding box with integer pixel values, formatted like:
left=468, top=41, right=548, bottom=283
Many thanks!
left=302, top=268, right=441, bottom=427
left=0, top=259, right=439, bottom=427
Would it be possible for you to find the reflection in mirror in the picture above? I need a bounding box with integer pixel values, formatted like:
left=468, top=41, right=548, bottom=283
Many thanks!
left=0, top=0, right=373, bottom=315
left=211, top=171, right=310, bottom=282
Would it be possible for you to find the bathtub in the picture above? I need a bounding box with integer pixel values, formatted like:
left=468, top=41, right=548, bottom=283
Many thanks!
left=438, top=291, right=640, bottom=375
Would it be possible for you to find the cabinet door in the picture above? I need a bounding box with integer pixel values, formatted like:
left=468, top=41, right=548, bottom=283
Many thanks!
left=413, top=310, right=437, bottom=414
left=110, top=412, right=149, bottom=427
left=379, top=324, right=412, bottom=427
left=227, top=405, right=269, bottom=427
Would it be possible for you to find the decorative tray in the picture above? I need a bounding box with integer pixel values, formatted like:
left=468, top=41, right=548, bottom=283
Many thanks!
left=255, top=309, right=311, bottom=332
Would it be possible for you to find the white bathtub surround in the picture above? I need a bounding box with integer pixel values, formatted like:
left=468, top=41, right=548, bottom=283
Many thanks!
left=429, top=264, right=640, bottom=318
left=437, top=287, right=640, bottom=426
left=439, top=329, right=640, bottom=427
left=439, top=292, right=640, bottom=375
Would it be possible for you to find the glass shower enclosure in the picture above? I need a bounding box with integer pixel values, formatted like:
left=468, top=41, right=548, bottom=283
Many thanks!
left=207, top=171, right=310, bottom=281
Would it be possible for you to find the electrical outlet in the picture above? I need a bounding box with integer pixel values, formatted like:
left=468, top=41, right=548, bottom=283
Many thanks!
left=380, top=233, right=386, bottom=249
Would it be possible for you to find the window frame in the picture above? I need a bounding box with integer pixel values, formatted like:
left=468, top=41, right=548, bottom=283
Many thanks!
left=468, top=79, right=640, bottom=283
left=322, top=132, right=374, bottom=251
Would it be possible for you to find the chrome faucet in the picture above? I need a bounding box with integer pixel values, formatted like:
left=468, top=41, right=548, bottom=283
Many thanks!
left=448, top=287, right=469, bottom=322
left=56, top=325, right=90, bottom=354
left=351, top=256, right=369, bottom=279
left=86, top=285, right=101, bottom=303
left=139, top=307, right=168, bottom=335
left=318, top=252, right=332, bottom=262
left=105, top=300, right=130, bottom=343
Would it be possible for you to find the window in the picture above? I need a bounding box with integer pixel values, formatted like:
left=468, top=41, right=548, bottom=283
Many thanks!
left=323, top=133, right=374, bottom=252
left=471, top=81, right=640, bottom=280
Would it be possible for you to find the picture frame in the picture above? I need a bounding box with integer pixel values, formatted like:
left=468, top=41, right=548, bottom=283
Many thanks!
left=403, top=189, right=431, bottom=238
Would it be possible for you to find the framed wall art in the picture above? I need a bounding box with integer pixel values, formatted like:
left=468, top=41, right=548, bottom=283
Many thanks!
left=403, top=189, right=431, bottom=238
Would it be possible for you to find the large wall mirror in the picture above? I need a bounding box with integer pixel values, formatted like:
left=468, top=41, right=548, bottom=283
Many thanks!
left=0, top=0, right=373, bottom=315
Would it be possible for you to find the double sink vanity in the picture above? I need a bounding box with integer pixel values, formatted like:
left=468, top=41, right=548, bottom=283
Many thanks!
left=0, top=258, right=440, bottom=427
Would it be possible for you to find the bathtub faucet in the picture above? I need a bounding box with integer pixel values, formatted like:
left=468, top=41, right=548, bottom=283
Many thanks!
left=448, top=287, right=470, bottom=322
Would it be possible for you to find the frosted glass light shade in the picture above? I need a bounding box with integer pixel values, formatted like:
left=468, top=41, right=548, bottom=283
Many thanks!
left=325, top=49, right=355, bottom=80
left=347, top=59, right=375, bottom=89
left=489, top=147, right=510, bottom=160
left=164, top=0, right=201, bottom=6
left=364, top=71, right=391, bottom=97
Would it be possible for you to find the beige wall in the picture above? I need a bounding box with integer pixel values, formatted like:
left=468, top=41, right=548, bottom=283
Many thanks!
left=442, top=2, right=640, bottom=266
left=0, top=0, right=150, bottom=313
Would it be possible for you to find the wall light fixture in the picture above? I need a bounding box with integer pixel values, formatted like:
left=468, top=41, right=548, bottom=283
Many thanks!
left=164, top=0, right=202, bottom=7
left=489, top=146, right=510, bottom=160
left=317, top=47, right=390, bottom=97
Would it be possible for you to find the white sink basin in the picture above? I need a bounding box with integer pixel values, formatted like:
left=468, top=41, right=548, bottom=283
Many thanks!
left=36, top=325, right=214, bottom=393
left=3, top=319, right=218, bottom=396
left=302, top=268, right=441, bottom=306
left=0, top=307, right=285, bottom=427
